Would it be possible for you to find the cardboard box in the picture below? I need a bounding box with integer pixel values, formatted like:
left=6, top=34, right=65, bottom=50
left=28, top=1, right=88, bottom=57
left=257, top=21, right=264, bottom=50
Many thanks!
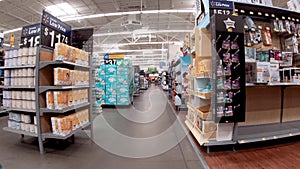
left=106, top=83, right=117, bottom=95
left=53, top=43, right=70, bottom=61
left=246, top=62, right=270, bottom=83
left=117, top=75, right=129, bottom=85
left=46, top=91, right=54, bottom=109
left=54, top=68, right=71, bottom=86
left=53, top=91, right=68, bottom=110
left=195, top=28, right=212, bottom=57
left=117, top=85, right=129, bottom=95
left=117, top=68, right=129, bottom=75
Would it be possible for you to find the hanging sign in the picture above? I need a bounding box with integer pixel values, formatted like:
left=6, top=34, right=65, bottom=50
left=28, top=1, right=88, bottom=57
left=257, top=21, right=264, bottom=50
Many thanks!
left=0, top=33, right=3, bottom=48
left=10, top=34, right=15, bottom=47
left=20, top=23, right=41, bottom=48
left=209, top=0, right=234, bottom=16
left=40, top=10, right=71, bottom=48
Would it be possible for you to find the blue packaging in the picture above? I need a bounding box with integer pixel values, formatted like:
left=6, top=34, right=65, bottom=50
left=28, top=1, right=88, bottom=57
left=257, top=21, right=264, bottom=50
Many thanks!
left=106, top=95, right=117, bottom=105
left=122, top=59, right=132, bottom=67
left=106, top=75, right=117, bottom=84
left=117, top=85, right=129, bottom=95
left=117, top=68, right=129, bottom=75
left=106, top=83, right=117, bottom=95
left=117, top=95, right=130, bottom=105
left=117, top=75, right=129, bottom=85
left=106, top=65, right=117, bottom=75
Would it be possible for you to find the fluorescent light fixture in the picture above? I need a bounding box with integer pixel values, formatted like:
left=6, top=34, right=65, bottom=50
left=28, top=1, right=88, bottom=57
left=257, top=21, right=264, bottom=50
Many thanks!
left=94, top=30, right=193, bottom=37
left=95, top=48, right=167, bottom=54
left=46, top=3, right=77, bottom=17
left=3, top=27, right=22, bottom=35
left=61, top=9, right=194, bottom=22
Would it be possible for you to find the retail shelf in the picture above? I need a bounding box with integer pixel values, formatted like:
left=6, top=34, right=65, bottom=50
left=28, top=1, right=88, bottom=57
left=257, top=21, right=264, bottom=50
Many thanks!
left=2, top=107, right=36, bottom=113
left=187, top=103, right=211, bottom=120
left=42, top=122, right=91, bottom=140
left=39, top=60, right=90, bottom=69
left=187, top=74, right=211, bottom=79
left=185, top=119, right=208, bottom=146
left=0, top=65, right=36, bottom=69
left=39, top=85, right=89, bottom=93
left=187, top=89, right=211, bottom=100
left=3, top=127, right=38, bottom=137
left=0, top=110, right=8, bottom=114
left=238, top=121, right=300, bottom=144
left=1, top=86, right=35, bottom=89
left=40, top=102, right=90, bottom=114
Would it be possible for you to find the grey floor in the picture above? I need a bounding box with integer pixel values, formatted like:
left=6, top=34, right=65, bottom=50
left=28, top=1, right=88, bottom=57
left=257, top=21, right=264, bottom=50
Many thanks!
left=0, top=85, right=205, bottom=169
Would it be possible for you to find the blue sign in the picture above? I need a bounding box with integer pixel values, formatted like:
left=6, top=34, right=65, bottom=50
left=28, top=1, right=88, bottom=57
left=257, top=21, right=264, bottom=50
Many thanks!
left=209, top=0, right=234, bottom=10
left=41, top=10, right=71, bottom=36
left=21, top=23, right=41, bottom=37
left=104, top=54, right=109, bottom=60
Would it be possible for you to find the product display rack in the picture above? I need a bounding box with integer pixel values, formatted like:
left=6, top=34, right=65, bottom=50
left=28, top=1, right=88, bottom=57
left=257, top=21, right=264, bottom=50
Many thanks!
left=1, top=46, right=93, bottom=154
left=186, top=0, right=300, bottom=152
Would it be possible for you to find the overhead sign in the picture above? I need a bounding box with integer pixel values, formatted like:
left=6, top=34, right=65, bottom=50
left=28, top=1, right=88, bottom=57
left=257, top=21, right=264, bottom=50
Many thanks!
left=104, top=54, right=125, bottom=60
left=209, top=0, right=234, bottom=10
left=40, top=10, right=71, bottom=48
left=0, top=33, right=3, bottom=48
left=20, top=23, right=41, bottom=48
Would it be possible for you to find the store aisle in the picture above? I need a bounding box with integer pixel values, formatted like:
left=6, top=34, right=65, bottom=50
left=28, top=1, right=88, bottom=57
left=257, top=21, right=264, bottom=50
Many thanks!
left=0, top=85, right=205, bottom=169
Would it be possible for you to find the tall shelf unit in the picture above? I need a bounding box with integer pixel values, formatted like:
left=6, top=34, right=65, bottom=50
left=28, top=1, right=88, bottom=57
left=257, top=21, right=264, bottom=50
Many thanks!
left=186, top=0, right=300, bottom=152
left=1, top=11, right=92, bottom=154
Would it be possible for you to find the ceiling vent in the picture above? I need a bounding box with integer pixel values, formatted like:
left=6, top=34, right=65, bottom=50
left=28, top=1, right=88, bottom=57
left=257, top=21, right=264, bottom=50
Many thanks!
left=121, top=14, right=142, bottom=29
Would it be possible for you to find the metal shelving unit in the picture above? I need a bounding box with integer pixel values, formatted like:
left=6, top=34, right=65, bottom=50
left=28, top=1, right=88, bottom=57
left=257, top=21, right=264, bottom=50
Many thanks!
left=0, top=65, right=36, bottom=69
left=2, top=46, right=93, bottom=154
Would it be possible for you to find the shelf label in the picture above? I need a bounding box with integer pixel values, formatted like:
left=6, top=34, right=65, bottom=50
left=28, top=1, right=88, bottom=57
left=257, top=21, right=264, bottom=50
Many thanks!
left=209, top=0, right=234, bottom=10
left=105, top=54, right=125, bottom=59
left=20, top=23, right=41, bottom=48
left=40, top=10, right=71, bottom=48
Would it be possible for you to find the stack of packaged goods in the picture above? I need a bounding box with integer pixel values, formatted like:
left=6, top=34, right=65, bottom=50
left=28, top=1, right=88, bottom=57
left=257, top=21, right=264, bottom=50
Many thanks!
left=51, top=109, right=89, bottom=136
left=116, top=59, right=133, bottom=105
left=53, top=43, right=89, bottom=66
left=96, top=59, right=133, bottom=106
left=8, top=112, right=37, bottom=134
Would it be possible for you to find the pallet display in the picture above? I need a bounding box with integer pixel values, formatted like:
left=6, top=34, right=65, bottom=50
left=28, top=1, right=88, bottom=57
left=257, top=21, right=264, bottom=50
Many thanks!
left=187, top=0, right=300, bottom=152
left=1, top=11, right=92, bottom=154
left=97, top=58, right=134, bottom=106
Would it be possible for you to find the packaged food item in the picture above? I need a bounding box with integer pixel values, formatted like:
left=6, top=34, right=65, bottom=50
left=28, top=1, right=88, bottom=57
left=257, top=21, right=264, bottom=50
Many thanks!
left=263, top=27, right=272, bottom=46
left=46, top=91, right=54, bottom=109
left=54, top=68, right=71, bottom=86
left=53, top=91, right=68, bottom=110
left=70, top=70, right=76, bottom=86
left=53, top=43, right=70, bottom=61
left=68, top=91, right=73, bottom=106
left=69, top=46, right=81, bottom=63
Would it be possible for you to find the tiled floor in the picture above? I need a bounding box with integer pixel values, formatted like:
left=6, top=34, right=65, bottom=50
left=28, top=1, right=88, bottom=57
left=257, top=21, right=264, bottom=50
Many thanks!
left=0, top=85, right=204, bottom=169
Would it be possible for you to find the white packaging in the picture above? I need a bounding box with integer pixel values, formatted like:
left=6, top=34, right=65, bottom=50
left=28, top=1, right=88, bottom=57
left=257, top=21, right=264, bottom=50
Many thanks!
left=21, top=123, right=25, bottom=131
left=21, top=91, right=26, bottom=100
left=30, top=125, right=35, bottom=133
left=32, top=55, right=36, bottom=65
left=23, top=115, right=31, bottom=123
left=27, top=56, right=33, bottom=65
left=16, top=100, right=22, bottom=109
left=17, top=56, right=22, bottom=66
left=22, top=100, right=27, bottom=109
left=31, top=91, right=35, bottom=100
left=27, top=68, right=34, bottom=76
left=28, top=77, right=34, bottom=86
left=18, top=69, right=23, bottom=77
left=4, top=78, right=10, bottom=86
left=16, top=122, right=21, bottom=130
left=18, top=48, right=23, bottom=57
left=25, top=91, right=31, bottom=100
left=24, top=124, right=30, bottom=132
left=21, top=56, right=28, bottom=65
left=22, top=47, right=29, bottom=57
left=26, top=100, right=31, bottom=109
left=11, top=78, right=15, bottom=86
left=4, top=70, right=10, bottom=77
left=15, top=78, right=19, bottom=86
left=12, top=100, right=16, bottom=108
left=23, top=68, right=28, bottom=77
left=12, top=57, right=17, bottom=66
left=34, top=125, right=38, bottom=134
left=28, top=47, right=34, bottom=56
left=31, top=101, right=35, bottom=110
left=16, top=91, right=21, bottom=100
left=12, top=91, right=16, bottom=99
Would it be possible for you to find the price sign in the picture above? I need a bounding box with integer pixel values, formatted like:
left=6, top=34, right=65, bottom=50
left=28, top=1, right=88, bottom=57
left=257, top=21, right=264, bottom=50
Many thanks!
left=105, top=59, right=117, bottom=65
left=20, top=23, right=41, bottom=48
left=40, top=10, right=71, bottom=48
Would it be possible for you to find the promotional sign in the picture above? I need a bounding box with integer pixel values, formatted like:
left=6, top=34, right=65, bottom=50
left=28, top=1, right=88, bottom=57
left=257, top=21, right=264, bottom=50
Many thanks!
left=20, top=23, right=41, bottom=48
left=209, top=0, right=234, bottom=16
left=10, top=34, right=15, bottom=47
left=104, top=54, right=125, bottom=60
left=105, top=59, right=117, bottom=65
left=40, top=10, right=71, bottom=48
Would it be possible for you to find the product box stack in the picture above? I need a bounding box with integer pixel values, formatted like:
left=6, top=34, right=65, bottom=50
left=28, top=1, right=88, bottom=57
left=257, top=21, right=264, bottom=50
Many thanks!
left=96, top=59, right=133, bottom=106
left=116, top=59, right=133, bottom=105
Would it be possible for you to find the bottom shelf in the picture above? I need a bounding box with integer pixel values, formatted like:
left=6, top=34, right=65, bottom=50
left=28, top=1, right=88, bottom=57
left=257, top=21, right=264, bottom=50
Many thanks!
left=3, top=127, right=38, bottom=137
left=238, top=121, right=300, bottom=144
left=42, top=122, right=91, bottom=140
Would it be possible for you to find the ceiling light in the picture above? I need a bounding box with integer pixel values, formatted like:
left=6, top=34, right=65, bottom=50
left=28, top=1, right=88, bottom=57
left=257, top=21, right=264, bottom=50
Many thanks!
left=46, top=3, right=77, bottom=17
left=93, top=30, right=193, bottom=37
left=3, top=27, right=22, bottom=35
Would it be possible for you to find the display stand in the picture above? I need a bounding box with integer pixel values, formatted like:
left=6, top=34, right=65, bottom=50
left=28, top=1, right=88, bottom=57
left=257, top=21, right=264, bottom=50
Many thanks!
left=186, top=0, right=300, bottom=152
left=1, top=11, right=93, bottom=154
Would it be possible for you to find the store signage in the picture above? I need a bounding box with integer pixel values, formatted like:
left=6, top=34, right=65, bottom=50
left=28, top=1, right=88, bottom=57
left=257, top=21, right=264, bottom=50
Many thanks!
left=20, top=23, right=41, bottom=48
left=0, top=33, right=3, bottom=48
left=40, top=10, right=71, bottom=48
left=104, top=59, right=117, bottom=65
left=109, top=54, right=125, bottom=59
left=209, top=0, right=234, bottom=10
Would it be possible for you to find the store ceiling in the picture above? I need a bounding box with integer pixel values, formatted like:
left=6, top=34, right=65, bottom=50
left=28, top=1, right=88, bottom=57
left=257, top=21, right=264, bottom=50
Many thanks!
left=0, top=0, right=290, bottom=69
